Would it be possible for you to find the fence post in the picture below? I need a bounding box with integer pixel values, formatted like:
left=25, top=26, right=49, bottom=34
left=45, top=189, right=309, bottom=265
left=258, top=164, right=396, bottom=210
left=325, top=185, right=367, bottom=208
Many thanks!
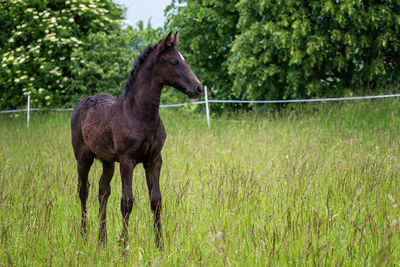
left=204, top=86, right=210, bottom=128
left=27, top=95, right=30, bottom=126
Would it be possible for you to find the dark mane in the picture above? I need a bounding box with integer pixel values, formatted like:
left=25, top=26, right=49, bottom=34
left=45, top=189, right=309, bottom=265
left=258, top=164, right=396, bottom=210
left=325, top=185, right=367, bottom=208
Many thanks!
left=123, top=42, right=158, bottom=96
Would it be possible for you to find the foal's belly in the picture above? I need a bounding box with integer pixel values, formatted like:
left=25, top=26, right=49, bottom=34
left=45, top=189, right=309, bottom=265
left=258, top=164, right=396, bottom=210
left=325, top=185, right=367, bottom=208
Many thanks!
left=82, top=126, right=157, bottom=163
left=82, top=121, right=118, bottom=162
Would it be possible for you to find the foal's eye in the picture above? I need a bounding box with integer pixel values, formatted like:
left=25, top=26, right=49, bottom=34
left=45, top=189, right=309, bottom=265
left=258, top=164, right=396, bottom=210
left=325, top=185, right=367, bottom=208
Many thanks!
left=171, top=59, right=178, bottom=65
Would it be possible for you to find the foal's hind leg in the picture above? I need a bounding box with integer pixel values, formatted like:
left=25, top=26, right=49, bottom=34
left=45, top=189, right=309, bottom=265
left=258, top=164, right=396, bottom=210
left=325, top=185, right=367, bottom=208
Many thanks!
left=76, top=155, right=94, bottom=236
left=144, top=155, right=164, bottom=249
left=98, top=160, right=115, bottom=243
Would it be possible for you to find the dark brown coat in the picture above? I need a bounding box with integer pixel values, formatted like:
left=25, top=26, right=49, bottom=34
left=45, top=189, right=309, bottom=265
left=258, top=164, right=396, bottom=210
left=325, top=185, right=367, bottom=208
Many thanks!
left=71, top=32, right=202, bottom=249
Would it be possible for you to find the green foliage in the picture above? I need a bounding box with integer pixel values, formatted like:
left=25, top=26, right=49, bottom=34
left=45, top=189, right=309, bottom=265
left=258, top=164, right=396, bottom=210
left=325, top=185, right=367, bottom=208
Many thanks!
left=0, top=0, right=123, bottom=109
left=230, top=0, right=400, bottom=101
left=3, top=0, right=400, bottom=110
left=167, top=0, right=400, bottom=105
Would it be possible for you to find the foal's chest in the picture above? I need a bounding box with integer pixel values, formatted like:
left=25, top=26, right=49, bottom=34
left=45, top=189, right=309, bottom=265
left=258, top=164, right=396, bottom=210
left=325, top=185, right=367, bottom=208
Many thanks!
left=114, top=124, right=166, bottom=163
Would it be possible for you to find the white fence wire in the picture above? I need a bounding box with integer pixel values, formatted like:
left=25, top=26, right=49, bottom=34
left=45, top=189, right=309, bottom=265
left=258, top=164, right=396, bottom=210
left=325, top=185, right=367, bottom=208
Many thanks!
left=1, top=86, right=400, bottom=128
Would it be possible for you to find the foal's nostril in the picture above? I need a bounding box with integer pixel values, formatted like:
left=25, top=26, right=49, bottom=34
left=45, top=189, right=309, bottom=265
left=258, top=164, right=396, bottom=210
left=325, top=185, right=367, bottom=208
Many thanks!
left=196, top=85, right=203, bottom=94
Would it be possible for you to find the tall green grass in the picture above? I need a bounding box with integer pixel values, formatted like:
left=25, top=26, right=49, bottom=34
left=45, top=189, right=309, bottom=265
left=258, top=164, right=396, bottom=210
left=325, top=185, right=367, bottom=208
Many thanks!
left=1, top=99, right=400, bottom=266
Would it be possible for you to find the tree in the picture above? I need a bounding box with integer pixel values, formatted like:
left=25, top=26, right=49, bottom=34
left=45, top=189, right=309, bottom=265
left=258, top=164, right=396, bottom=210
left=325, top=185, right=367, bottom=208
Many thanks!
left=166, top=0, right=400, bottom=108
left=228, top=0, right=400, bottom=101
left=0, top=0, right=123, bottom=109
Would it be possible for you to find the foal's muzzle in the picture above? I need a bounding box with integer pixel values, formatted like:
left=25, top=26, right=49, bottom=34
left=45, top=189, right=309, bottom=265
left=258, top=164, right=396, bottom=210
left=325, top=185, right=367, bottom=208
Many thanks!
left=188, top=84, right=203, bottom=99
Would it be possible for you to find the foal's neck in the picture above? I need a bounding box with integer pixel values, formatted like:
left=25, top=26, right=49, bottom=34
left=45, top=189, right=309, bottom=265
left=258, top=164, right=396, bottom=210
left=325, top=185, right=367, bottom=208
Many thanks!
left=124, top=61, right=163, bottom=123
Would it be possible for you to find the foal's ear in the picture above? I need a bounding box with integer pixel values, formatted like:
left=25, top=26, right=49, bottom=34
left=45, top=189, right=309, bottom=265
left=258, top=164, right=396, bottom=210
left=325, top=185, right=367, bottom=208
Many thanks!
left=161, top=31, right=175, bottom=50
left=173, top=32, right=179, bottom=46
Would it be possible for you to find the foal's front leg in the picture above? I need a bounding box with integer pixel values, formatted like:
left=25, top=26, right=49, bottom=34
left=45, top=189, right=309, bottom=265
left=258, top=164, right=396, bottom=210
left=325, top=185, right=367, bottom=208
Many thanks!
left=98, top=161, right=115, bottom=243
left=144, top=155, right=164, bottom=249
left=119, top=156, right=136, bottom=244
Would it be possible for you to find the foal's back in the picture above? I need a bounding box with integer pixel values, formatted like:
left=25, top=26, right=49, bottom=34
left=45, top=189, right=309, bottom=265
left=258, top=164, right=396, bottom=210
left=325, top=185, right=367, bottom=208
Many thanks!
left=71, top=94, right=119, bottom=163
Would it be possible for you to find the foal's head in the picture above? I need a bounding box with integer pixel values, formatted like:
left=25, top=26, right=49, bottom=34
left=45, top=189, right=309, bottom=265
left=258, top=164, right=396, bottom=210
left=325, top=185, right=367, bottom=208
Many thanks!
left=155, top=32, right=203, bottom=99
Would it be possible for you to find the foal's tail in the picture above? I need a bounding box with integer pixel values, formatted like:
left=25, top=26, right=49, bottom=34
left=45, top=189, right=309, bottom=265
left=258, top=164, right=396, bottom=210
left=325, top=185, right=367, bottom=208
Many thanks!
left=70, top=97, right=90, bottom=160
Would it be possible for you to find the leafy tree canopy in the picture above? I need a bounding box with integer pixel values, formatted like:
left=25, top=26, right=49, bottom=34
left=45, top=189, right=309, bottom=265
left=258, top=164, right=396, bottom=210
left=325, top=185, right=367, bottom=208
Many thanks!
left=229, top=0, right=400, bottom=101
left=3, top=0, right=400, bottom=110
left=167, top=0, right=400, bottom=108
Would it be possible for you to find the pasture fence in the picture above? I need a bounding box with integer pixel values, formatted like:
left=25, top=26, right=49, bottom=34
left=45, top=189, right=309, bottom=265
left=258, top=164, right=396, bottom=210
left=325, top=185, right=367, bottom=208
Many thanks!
left=1, top=86, right=400, bottom=128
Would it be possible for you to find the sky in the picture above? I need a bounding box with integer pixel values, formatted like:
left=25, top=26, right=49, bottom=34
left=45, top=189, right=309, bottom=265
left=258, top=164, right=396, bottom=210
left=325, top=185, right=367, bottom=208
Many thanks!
left=113, top=0, right=172, bottom=29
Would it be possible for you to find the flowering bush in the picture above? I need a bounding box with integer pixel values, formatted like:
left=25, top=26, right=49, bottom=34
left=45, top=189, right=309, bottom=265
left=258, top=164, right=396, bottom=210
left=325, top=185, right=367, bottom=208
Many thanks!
left=0, top=0, right=123, bottom=109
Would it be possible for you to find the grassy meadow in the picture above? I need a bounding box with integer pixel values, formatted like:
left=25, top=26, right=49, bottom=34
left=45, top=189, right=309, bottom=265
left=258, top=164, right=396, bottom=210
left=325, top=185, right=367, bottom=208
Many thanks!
left=1, top=99, right=400, bottom=266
